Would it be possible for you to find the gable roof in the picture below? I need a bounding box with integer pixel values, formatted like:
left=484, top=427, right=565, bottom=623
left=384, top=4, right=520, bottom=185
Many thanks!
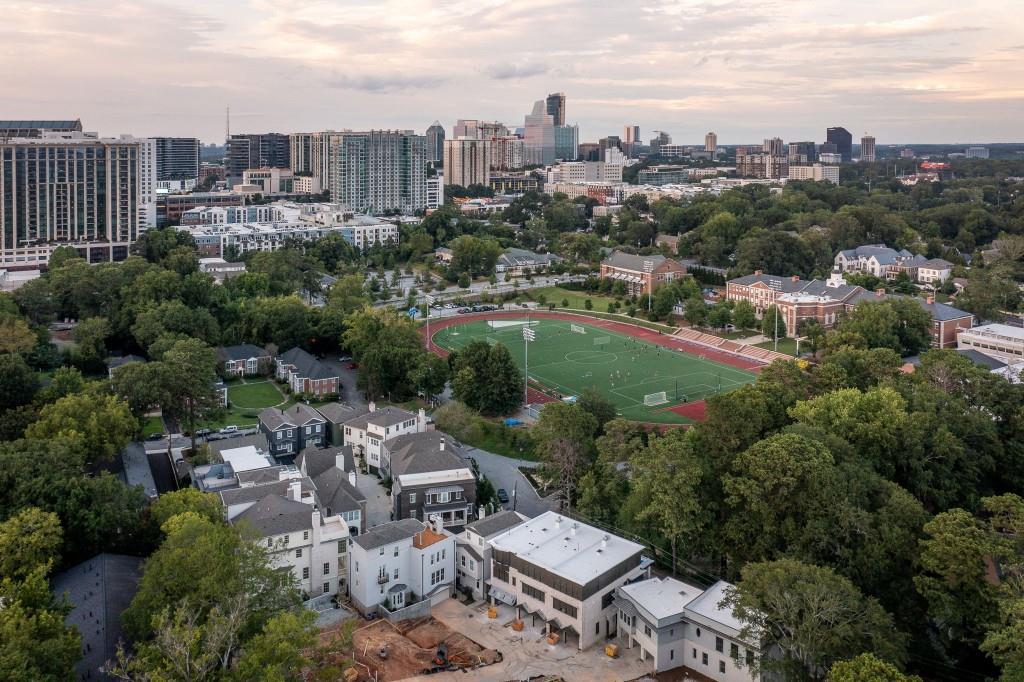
left=352, top=518, right=426, bottom=551
left=218, top=344, right=269, bottom=362
left=920, top=258, right=953, bottom=269
left=342, top=405, right=416, bottom=431
left=601, top=250, right=667, bottom=272
left=278, top=347, right=338, bottom=380
left=728, top=272, right=807, bottom=294
left=316, top=402, right=362, bottom=424
left=297, top=445, right=355, bottom=479
left=219, top=477, right=315, bottom=509
left=387, top=432, right=469, bottom=477
left=207, top=433, right=270, bottom=458
left=313, top=467, right=366, bottom=515
left=259, top=403, right=325, bottom=430
left=465, top=510, right=526, bottom=538
left=233, top=494, right=313, bottom=536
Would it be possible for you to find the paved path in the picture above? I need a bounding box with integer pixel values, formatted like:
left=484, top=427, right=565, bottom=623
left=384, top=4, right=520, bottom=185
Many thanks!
left=353, top=470, right=392, bottom=528
left=464, top=446, right=557, bottom=518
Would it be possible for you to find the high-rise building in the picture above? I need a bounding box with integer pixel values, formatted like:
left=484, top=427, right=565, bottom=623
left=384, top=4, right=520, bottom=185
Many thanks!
left=545, top=93, right=566, bottom=126
left=826, top=127, right=853, bottom=163
left=788, top=141, right=817, bottom=164
left=453, top=119, right=480, bottom=139
left=289, top=133, right=315, bottom=175
left=226, top=133, right=290, bottom=186
left=554, top=124, right=579, bottom=161
left=704, top=132, right=717, bottom=153
left=578, top=142, right=600, bottom=162
left=736, top=153, right=788, bottom=179
left=966, top=146, right=990, bottom=159
left=860, top=135, right=876, bottom=163
left=0, top=119, right=83, bottom=139
left=490, top=136, right=525, bottom=170
left=443, top=138, right=491, bottom=187
left=1, top=132, right=143, bottom=268
left=623, top=125, right=640, bottom=156
left=426, top=121, right=445, bottom=163
left=523, top=101, right=555, bottom=166
left=137, top=137, right=157, bottom=229
left=599, top=136, right=621, bottom=158
left=763, top=137, right=784, bottom=156
left=650, top=131, right=672, bottom=155
left=326, top=130, right=426, bottom=214
left=153, top=137, right=200, bottom=181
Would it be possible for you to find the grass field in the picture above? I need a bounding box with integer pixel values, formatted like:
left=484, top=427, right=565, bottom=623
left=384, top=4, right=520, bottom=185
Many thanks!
left=432, top=318, right=757, bottom=424
left=524, top=286, right=620, bottom=311
left=228, top=380, right=285, bottom=408
left=755, top=338, right=799, bottom=356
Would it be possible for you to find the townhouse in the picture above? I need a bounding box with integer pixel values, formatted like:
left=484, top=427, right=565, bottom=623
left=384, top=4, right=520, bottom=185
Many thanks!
left=217, top=344, right=271, bottom=377
left=275, top=347, right=341, bottom=398
left=386, top=432, right=477, bottom=530
left=338, top=403, right=427, bottom=475
left=456, top=510, right=527, bottom=600
left=600, top=251, right=688, bottom=297
left=258, top=403, right=327, bottom=460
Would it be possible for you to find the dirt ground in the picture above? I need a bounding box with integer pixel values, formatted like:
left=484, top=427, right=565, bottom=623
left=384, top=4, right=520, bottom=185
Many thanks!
left=352, top=617, right=500, bottom=681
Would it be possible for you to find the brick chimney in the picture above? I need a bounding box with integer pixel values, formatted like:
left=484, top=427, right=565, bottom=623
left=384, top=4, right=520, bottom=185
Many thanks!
left=754, top=270, right=763, bottom=276
left=791, top=275, right=800, bottom=282
left=875, top=288, right=885, bottom=297
left=926, top=295, right=935, bottom=305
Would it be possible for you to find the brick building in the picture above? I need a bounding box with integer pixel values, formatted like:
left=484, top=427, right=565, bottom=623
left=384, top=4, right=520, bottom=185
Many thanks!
left=600, top=251, right=687, bottom=296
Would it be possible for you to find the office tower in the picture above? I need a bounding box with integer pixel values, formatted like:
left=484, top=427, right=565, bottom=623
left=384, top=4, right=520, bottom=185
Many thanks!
left=826, top=127, right=853, bottom=163
left=650, top=131, right=671, bottom=154
left=546, top=92, right=566, bottom=126
left=578, top=142, right=601, bottom=162
left=704, top=132, right=717, bottom=153
left=763, top=137, right=784, bottom=156
left=599, top=136, right=621, bottom=158
left=523, top=101, right=555, bottom=166
left=326, top=130, right=426, bottom=214
left=1, top=133, right=142, bottom=268
left=153, top=137, right=201, bottom=181
left=225, top=133, right=290, bottom=186
left=860, top=135, right=876, bottom=162
left=788, top=141, right=817, bottom=164
left=0, top=119, right=83, bottom=139
left=623, top=125, right=640, bottom=156
left=554, top=124, right=579, bottom=161
left=289, top=133, right=315, bottom=174
left=453, top=119, right=480, bottom=138
left=426, top=121, right=445, bottom=163
left=443, top=138, right=491, bottom=187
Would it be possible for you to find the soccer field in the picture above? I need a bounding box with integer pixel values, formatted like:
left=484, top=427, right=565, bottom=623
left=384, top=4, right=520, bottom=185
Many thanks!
left=431, top=318, right=758, bottom=424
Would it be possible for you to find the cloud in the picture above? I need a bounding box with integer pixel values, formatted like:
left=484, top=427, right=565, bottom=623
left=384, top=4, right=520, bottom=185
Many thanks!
left=327, top=73, right=447, bottom=93
left=488, top=62, right=550, bottom=80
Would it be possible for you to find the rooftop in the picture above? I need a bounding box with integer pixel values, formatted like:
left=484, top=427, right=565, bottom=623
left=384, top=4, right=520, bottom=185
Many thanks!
left=233, top=494, right=313, bottom=536
left=342, top=404, right=417, bottom=431
left=684, top=580, right=746, bottom=635
left=259, top=403, right=325, bottom=430
left=465, top=510, right=527, bottom=539
left=218, top=343, right=268, bottom=361
left=352, top=518, right=426, bottom=551
left=601, top=250, right=667, bottom=272
left=961, top=323, right=1024, bottom=341
left=413, top=526, right=449, bottom=549
left=221, top=445, right=274, bottom=473
left=619, top=576, right=705, bottom=622
left=489, top=511, right=644, bottom=585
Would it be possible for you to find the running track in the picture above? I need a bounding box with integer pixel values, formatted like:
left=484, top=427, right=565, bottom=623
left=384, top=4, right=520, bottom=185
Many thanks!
left=421, top=310, right=766, bottom=423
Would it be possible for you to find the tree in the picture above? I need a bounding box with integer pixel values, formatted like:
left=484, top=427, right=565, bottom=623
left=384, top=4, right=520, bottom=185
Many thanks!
left=229, top=610, right=319, bottom=682
left=343, top=307, right=426, bottom=400
left=724, top=559, right=906, bottom=681
left=576, top=387, right=617, bottom=434
left=761, top=305, right=787, bottom=339
left=630, top=430, right=707, bottom=573
left=828, top=654, right=922, bottom=682
left=26, top=392, right=138, bottom=464
left=708, top=302, right=733, bottom=329
left=408, top=353, right=450, bottom=403
left=0, top=353, right=38, bottom=410
left=162, top=338, right=221, bottom=453
left=733, top=300, right=756, bottom=331
left=450, top=341, right=521, bottom=415
left=110, top=361, right=173, bottom=417
left=449, top=235, right=501, bottom=277
left=0, top=507, right=63, bottom=581
left=532, top=402, right=597, bottom=512
left=71, top=315, right=111, bottom=370
left=150, top=489, right=224, bottom=530
left=0, top=314, right=36, bottom=354
left=683, top=297, right=707, bottom=327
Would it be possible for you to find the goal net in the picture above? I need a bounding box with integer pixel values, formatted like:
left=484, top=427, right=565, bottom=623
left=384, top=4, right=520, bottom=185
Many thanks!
left=644, top=391, right=669, bottom=406
left=593, top=336, right=611, bottom=346
left=486, top=336, right=499, bottom=346
left=570, top=324, right=586, bottom=334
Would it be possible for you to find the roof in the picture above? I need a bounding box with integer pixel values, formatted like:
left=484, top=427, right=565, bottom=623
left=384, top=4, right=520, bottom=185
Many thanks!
left=846, top=290, right=973, bottom=322
left=956, top=349, right=1008, bottom=370
left=601, top=250, right=667, bottom=272
left=961, top=323, right=1024, bottom=340
left=259, top=403, right=325, bottom=430
left=221, top=445, right=274, bottom=472
left=465, top=510, right=527, bottom=538
left=499, top=248, right=561, bottom=267
left=316, top=402, right=363, bottom=424
left=489, top=511, right=645, bottom=585
left=51, top=554, right=143, bottom=681
left=208, top=433, right=269, bottom=458
left=313, top=467, right=365, bottom=515
left=219, top=477, right=315, bottom=508
left=684, top=580, right=745, bottom=634
left=413, top=526, right=449, bottom=549
left=728, top=272, right=807, bottom=294
left=920, top=258, right=954, bottom=269
left=278, top=347, right=338, bottom=381
left=342, top=405, right=416, bottom=431
left=218, top=343, right=269, bottom=361
left=236, top=465, right=288, bottom=486
left=352, top=518, right=426, bottom=551
left=619, top=576, right=705, bottom=622
left=297, top=445, right=355, bottom=479
left=234, top=494, right=313, bottom=536
left=0, top=119, right=82, bottom=130
left=387, top=432, right=469, bottom=477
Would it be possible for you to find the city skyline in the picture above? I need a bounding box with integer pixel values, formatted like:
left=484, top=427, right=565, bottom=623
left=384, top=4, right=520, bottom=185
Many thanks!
left=2, top=0, right=1023, bottom=144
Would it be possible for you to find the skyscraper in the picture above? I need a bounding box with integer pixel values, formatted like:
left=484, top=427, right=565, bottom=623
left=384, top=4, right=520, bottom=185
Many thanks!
left=763, top=137, right=784, bottom=156
left=860, top=135, right=876, bottom=163
left=554, top=124, right=579, bottom=161
left=326, top=130, right=426, bottom=214
left=704, top=132, right=717, bottom=153
left=826, top=127, right=853, bottom=163
left=523, top=101, right=555, bottom=166
left=226, top=133, right=290, bottom=186
left=546, top=93, right=566, bottom=126
left=623, top=125, right=640, bottom=156
left=153, top=137, right=201, bottom=181
left=650, top=131, right=672, bottom=154
left=1, top=133, right=142, bottom=268
left=426, top=121, right=445, bottom=163
left=788, top=141, right=817, bottom=164
left=289, top=133, right=315, bottom=175
left=443, top=138, right=490, bottom=187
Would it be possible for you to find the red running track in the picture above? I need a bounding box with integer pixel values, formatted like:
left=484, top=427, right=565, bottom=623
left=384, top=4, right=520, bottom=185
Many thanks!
left=420, top=310, right=766, bottom=423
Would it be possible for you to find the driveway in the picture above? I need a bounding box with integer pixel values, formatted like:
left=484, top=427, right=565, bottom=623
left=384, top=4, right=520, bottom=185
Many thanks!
left=464, top=446, right=557, bottom=519
left=353, top=470, right=392, bottom=528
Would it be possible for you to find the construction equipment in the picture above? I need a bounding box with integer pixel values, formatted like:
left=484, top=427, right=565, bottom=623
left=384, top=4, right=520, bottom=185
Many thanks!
left=432, top=643, right=448, bottom=667
left=377, top=644, right=388, bottom=660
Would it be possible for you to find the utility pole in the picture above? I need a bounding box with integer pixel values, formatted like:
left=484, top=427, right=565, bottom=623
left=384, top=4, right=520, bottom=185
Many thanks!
left=773, top=305, right=779, bottom=353
left=424, top=294, right=435, bottom=350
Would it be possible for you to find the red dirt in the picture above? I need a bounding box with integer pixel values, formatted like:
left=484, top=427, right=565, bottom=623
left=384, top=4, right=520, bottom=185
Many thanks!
left=421, top=310, right=765, bottom=423
left=351, top=617, right=498, bottom=681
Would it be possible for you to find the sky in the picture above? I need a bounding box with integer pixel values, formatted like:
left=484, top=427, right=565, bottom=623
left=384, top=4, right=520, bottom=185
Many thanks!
left=2, top=0, right=1023, bottom=145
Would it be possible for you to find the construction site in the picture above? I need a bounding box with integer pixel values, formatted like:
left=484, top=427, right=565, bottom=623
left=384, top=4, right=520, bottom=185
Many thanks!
left=351, top=616, right=501, bottom=681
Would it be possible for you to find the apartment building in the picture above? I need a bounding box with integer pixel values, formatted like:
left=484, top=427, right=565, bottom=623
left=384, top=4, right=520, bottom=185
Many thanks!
left=488, top=512, right=651, bottom=650
left=787, top=164, right=839, bottom=184
left=547, top=160, right=623, bottom=184
left=226, top=133, right=289, bottom=186
left=386, top=432, right=476, bottom=530
left=735, top=152, right=788, bottom=179
left=326, top=130, right=427, bottom=214
left=444, top=138, right=491, bottom=187
left=153, top=137, right=200, bottom=181
left=957, top=324, right=1024, bottom=362
left=275, top=347, right=340, bottom=398
left=177, top=216, right=398, bottom=257
left=348, top=518, right=456, bottom=617
left=834, top=244, right=922, bottom=279
left=456, top=510, right=526, bottom=600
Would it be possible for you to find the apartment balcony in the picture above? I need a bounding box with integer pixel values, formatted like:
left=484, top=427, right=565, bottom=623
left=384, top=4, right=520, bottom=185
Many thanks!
left=377, top=573, right=391, bottom=585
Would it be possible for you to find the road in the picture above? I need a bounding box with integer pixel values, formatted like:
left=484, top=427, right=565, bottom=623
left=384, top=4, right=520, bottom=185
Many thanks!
left=463, top=446, right=557, bottom=519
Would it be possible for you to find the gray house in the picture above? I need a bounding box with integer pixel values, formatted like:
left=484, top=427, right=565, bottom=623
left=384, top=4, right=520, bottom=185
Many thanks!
left=456, top=510, right=526, bottom=600
left=258, top=403, right=326, bottom=460
left=296, top=445, right=367, bottom=534
left=387, top=432, right=477, bottom=531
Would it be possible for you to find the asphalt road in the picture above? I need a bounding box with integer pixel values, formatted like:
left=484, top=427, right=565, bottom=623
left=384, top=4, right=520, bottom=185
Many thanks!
left=463, top=446, right=557, bottom=518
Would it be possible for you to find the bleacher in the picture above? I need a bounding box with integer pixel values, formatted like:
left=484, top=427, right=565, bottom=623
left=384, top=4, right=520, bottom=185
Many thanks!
left=671, top=328, right=794, bottom=364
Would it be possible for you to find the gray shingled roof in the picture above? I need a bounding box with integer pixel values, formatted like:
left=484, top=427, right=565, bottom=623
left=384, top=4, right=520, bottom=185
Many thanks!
left=601, top=250, right=667, bottom=272
left=218, top=344, right=269, bottom=361
left=728, top=272, right=807, bottom=294
left=219, top=477, right=315, bottom=507
left=233, top=495, right=312, bottom=536
left=957, top=349, right=1008, bottom=370
left=259, top=403, right=325, bottom=430
left=387, top=432, right=468, bottom=477
left=313, top=467, right=365, bottom=515
left=465, top=510, right=525, bottom=538
left=208, top=433, right=269, bottom=458
left=846, top=290, right=973, bottom=321
left=278, top=347, right=339, bottom=381
left=920, top=258, right=953, bottom=269
left=352, top=518, right=426, bottom=551
left=316, top=402, right=363, bottom=424
left=342, top=406, right=416, bottom=431
left=297, top=445, right=354, bottom=479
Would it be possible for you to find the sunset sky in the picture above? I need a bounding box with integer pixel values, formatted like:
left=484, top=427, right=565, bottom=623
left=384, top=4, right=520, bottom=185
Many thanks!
left=3, top=0, right=1022, bottom=144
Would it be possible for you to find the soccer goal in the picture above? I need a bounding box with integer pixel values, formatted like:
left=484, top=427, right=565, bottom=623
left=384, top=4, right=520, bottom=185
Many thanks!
left=486, top=336, right=499, bottom=345
left=570, top=324, right=586, bottom=334
left=643, top=391, right=669, bottom=406
left=593, top=336, right=611, bottom=346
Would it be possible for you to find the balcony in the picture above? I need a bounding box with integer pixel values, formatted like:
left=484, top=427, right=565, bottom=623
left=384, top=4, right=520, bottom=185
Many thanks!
left=377, top=573, right=390, bottom=585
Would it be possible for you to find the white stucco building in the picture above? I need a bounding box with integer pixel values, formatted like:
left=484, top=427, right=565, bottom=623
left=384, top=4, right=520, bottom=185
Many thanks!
left=455, top=510, right=526, bottom=600
left=339, top=403, right=426, bottom=475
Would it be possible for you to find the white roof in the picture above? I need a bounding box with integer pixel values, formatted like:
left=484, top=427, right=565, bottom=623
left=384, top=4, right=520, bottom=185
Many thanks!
left=992, top=362, right=1024, bottom=384
left=221, top=445, right=273, bottom=473
left=684, top=580, right=745, bottom=633
left=620, top=576, right=704, bottom=621
left=962, top=323, right=1024, bottom=341
left=489, top=511, right=644, bottom=585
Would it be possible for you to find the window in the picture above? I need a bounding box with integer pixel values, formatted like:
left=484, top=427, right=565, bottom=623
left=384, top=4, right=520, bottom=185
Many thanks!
left=460, top=555, right=466, bottom=567
left=552, top=597, right=577, bottom=619
left=303, top=530, right=309, bottom=541
left=644, top=625, right=651, bottom=637
left=730, top=643, right=739, bottom=659
left=669, top=628, right=674, bottom=636
left=596, top=622, right=600, bottom=635
left=393, top=546, right=399, bottom=557
left=746, top=650, right=755, bottom=667
left=521, top=582, right=545, bottom=602
left=719, top=661, right=726, bottom=674
left=409, top=493, right=416, bottom=504
left=692, top=649, right=697, bottom=659
left=323, top=562, right=330, bottom=575
left=267, top=538, right=272, bottom=547
left=282, top=535, right=289, bottom=545
left=695, top=627, right=701, bottom=638
left=295, top=548, right=302, bottom=558
left=302, top=567, right=309, bottom=579
left=379, top=547, right=384, bottom=556
left=702, top=653, right=708, bottom=666
left=602, top=592, right=614, bottom=609
left=338, top=541, right=346, bottom=554
left=276, top=431, right=282, bottom=440
left=393, top=569, right=398, bottom=579
left=716, top=637, right=723, bottom=653
left=670, top=650, right=674, bottom=661
left=469, top=560, right=475, bottom=571
left=286, top=429, right=293, bottom=438
left=323, top=582, right=330, bottom=594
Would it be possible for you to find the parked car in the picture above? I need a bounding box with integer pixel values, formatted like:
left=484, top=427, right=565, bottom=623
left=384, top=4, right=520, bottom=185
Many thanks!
left=146, top=432, right=165, bottom=441
left=194, top=428, right=212, bottom=438
left=220, top=425, right=238, bottom=434
left=496, top=488, right=510, bottom=504
left=457, top=308, right=471, bottom=314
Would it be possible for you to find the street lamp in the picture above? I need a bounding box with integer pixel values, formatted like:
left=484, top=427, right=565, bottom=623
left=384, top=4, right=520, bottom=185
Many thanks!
left=643, top=260, right=654, bottom=311
left=523, top=325, right=536, bottom=407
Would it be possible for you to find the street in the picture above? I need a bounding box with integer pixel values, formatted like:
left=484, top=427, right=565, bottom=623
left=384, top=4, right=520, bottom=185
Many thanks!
left=464, top=446, right=557, bottom=518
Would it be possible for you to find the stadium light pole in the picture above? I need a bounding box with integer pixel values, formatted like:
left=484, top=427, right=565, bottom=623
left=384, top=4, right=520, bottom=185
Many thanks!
left=424, top=294, right=435, bottom=350
left=523, top=325, right=535, bottom=407
left=643, top=260, right=654, bottom=312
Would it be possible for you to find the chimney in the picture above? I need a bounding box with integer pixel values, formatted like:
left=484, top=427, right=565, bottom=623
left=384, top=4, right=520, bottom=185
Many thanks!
left=571, top=523, right=577, bottom=536
left=926, top=295, right=935, bottom=305
left=439, top=437, right=445, bottom=451
left=335, top=451, right=346, bottom=472
left=288, top=480, right=302, bottom=502
left=555, top=516, right=562, bottom=529
left=312, top=509, right=322, bottom=528
left=417, top=408, right=426, bottom=432
left=478, top=505, right=486, bottom=520
left=875, top=287, right=885, bottom=297
left=791, top=275, right=800, bottom=282
left=368, top=401, right=376, bottom=413
left=602, top=534, right=608, bottom=548
left=348, top=470, right=357, bottom=488
left=754, top=269, right=762, bottom=276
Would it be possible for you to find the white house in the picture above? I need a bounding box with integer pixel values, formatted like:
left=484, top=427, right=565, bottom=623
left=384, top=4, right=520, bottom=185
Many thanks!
left=916, top=258, right=954, bottom=285
left=833, top=244, right=919, bottom=279
left=456, top=510, right=526, bottom=601
left=614, top=577, right=760, bottom=680
left=339, top=403, right=426, bottom=475
left=347, top=517, right=456, bottom=617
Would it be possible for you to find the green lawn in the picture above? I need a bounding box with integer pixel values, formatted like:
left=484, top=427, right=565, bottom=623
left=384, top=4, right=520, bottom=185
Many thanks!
left=525, top=286, right=621, bottom=312
left=198, top=405, right=262, bottom=431
left=462, top=420, right=537, bottom=461
left=228, top=381, right=285, bottom=408
left=755, top=337, right=799, bottom=356
left=433, top=318, right=757, bottom=424
left=140, top=415, right=164, bottom=438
